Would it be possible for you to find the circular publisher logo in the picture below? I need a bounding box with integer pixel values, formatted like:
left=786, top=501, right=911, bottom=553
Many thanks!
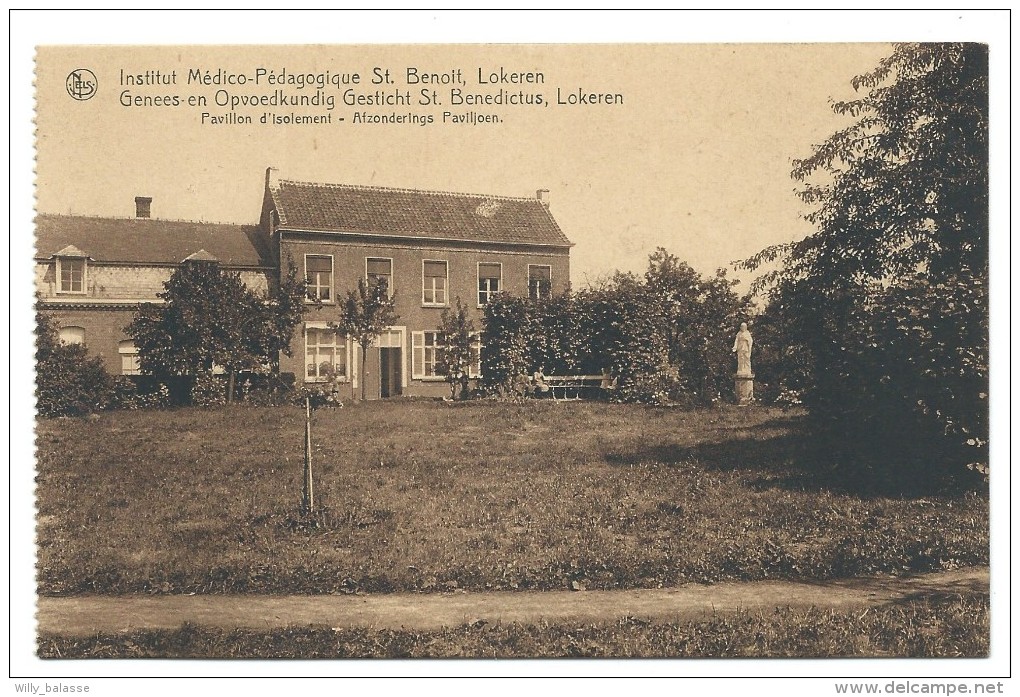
left=66, top=69, right=98, bottom=101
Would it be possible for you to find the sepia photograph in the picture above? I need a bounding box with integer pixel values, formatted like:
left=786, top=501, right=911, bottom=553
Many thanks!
left=10, top=9, right=1009, bottom=692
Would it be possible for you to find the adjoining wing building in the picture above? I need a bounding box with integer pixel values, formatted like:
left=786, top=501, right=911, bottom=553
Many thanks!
left=35, top=170, right=573, bottom=399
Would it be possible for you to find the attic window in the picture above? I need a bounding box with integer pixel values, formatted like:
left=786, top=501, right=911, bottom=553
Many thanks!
left=56, top=257, right=86, bottom=294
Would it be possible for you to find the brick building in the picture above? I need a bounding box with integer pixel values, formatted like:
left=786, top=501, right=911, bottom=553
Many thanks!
left=35, top=172, right=573, bottom=399
left=34, top=200, right=275, bottom=376
left=260, top=170, right=572, bottom=399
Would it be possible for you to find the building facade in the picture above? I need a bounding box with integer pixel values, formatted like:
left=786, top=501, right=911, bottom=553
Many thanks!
left=34, top=200, right=275, bottom=376
left=35, top=172, right=573, bottom=399
left=261, top=170, right=572, bottom=399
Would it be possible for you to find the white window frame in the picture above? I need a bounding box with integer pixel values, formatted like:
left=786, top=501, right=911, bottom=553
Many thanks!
left=412, top=330, right=482, bottom=380
left=56, top=257, right=87, bottom=295
left=366, top=257, right=394, bottom=299
left=477, top=261, right=503, bottom=307
left=469, top=332, right=483, bottom=379
left=422, top=259, right=449, bottom=307
left=304, top=254, right=334, bottom=303
left=303, top=322, right=349, bottom=383
left=412, top=330, right=447, bottom=381
left=119, top=340, right=141, bottom=375
left=58, top=326, right=86, bottom=346
left=528, top=264, right=553, bottom=301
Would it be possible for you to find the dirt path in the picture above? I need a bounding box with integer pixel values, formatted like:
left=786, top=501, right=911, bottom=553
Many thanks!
left=37, top=566, right=988, bottom=636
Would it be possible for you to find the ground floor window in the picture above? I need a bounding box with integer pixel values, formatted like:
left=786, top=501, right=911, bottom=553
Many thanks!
left=118, top=339, right=141, bottom=375
left=413, top=331, right=482, bottom=380
left=469, top=333, right=482, bottom=378
left=412, top=331, right=444, bottom=379
left=58, top=326, right=85, bottom=345
left=305, top=325, right=347, bottom=382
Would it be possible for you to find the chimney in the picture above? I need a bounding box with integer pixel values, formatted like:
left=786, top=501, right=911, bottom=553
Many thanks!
left=266, top=166, right=278, bottom=189
left=536, top=189, right=550, bottom=207
left=135, top=196, right=152, bottom=219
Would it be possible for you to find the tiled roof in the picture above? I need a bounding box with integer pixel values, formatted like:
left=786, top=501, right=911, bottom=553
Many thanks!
left=270, top=179, right=572, bottom=247
left=34, top=215, right=272, bottom=267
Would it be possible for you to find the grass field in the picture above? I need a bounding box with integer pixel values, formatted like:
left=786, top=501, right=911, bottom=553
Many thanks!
left=38, top=596, right=988, bottom=659
left=36, top=401, right=988, bottom=596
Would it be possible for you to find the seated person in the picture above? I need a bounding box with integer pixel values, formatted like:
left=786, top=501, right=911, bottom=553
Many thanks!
left=600, top=367, right=618, bottom=399
left=532, top=366, right=550, bottom=397
left=512, top=371, right=532, bottom=398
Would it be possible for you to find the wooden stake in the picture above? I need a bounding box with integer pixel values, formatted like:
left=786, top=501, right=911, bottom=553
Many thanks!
left=303, top=395, right=314, bottom=514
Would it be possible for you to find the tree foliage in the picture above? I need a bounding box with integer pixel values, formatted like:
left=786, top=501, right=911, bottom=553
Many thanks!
left=644, top=249, right=751, bottom=401
left=127, top=258, right=308, bottom=403
left=740, top=43, right=989, bottom=485
left=436, top=297, right=477, bottom=400
left=35, top=306, right=114, bottom=417
left=331, top=278, right=399, bottom=401
left=481, top=249, right=747, bottom=405
left=480, top=294, right=532, bottom=393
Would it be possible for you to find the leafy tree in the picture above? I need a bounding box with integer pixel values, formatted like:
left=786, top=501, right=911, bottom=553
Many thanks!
left=574, top=272, right=667, bottom=389
left=35, top=304, right=114, bottom=417
left=481, top=253, right=745, bottom=405
left=436, top=297, right=477, bottom=400
left=481, top=294, right=533, bottom=394
left=740, top=43, right=988, bottom=485
left=644, top=249, right=749, bottom=401
left=127, top=258, right=307, bottom=403
left=331, top=278, right=399, bottom=401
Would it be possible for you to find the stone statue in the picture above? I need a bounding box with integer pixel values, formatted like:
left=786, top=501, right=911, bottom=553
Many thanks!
left=732, top=322, right=753, bottom=377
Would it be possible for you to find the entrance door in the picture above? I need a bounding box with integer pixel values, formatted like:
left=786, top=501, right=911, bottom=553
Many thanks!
left=380, top=347, right=402, bottom=398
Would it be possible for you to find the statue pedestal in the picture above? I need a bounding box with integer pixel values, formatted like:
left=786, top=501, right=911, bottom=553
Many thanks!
left=734, top=373, right=754, bottom=405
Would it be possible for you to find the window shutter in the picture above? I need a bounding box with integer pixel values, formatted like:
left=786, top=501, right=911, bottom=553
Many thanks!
left=306, top=256, right=332, bottom=273
left=478, top=262, right=501, bottom=279
left=367, top=258, right=391, bottom=275
left=424, top=261, right=446, bottom=277
left=529, top=265, right=551, bottom=281
left=412, top=332, right=424, bottom=378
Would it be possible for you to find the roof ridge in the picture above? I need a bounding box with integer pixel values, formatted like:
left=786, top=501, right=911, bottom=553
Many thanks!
left=35, top=212, right=257, bottom=227
left=274, top=178, right=547, bottom=204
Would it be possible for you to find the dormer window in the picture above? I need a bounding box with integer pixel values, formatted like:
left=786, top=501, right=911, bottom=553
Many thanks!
left=53, top=246, right=89, bottom=295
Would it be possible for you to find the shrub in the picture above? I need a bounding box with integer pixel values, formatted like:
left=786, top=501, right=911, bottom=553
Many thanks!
left=240, top=372, right=296, bottom=407
left=613, top=367, right=696, bottom=407
left=190, top=372, right=226, bottom=407
left=35, top=308, right=115, bottom=417
left=110, top=377, right=172, bottom=410
left=36, top=343, right=115, bottom=417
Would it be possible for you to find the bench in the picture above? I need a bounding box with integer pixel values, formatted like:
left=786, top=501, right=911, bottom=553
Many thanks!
left=542, top=375, right=608, bottom=401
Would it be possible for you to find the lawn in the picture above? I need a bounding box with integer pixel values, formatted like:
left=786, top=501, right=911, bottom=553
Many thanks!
left=35, top=401, right=988, bottom=596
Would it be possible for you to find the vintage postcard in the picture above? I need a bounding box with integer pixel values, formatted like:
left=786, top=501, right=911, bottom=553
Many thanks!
left=15, top=11, right=1007, bottom=691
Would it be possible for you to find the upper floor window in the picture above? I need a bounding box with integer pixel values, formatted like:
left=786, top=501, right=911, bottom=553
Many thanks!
left=422, top=260, right=448, bottom=306
left=58, top=326, right=85, bottom=346
left=367, top=257, right=393, bottom=298
left=478, top=262, right=502, bottom=306
left=56, top=258, right=86, bottom=294
left=305, top=255, right=333, bottom=302
left=528, top=265, right=552, bottom=300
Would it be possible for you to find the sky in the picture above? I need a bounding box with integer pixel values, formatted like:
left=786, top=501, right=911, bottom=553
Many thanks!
left=33, top=42, right=892, bottom=290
